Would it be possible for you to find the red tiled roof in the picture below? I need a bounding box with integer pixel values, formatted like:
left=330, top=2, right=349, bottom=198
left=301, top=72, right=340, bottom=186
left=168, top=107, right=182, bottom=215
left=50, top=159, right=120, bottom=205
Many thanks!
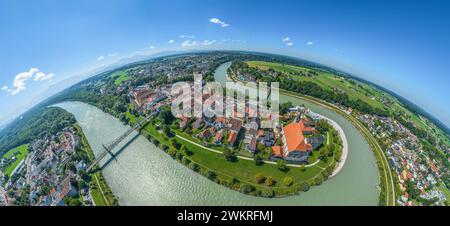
left=283, top=120, right=313, bottom=153
left=227, top=131, right=237, bottom=144
left=272, top=146, right=283, bottom=158
left=215, top=130, right=224, bottom=141
left=215, top=117, right=228, bottom=123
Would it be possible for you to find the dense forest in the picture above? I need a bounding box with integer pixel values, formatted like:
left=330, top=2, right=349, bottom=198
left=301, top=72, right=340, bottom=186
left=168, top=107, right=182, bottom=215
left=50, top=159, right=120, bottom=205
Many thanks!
left=0, top=107, right=76, bottom=154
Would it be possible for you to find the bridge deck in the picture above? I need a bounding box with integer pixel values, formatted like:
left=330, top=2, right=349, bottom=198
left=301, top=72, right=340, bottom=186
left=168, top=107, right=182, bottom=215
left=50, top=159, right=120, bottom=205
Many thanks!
left=86, top=112, right=155, bottom=172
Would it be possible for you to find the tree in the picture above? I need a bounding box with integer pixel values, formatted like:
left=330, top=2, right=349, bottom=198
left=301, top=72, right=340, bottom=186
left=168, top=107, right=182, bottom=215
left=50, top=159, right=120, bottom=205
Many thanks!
left=181, top=146, right=193, bottom=156
left=158, top=106, right=175, bottom=125
left=176, top=152, right=183, bottom=161
left=315, top=119, right=330, bottom=134
left=189, top=162, right=199, bottom=172
left=182, top=156, right=191, bottom=165
left=300, top=182, right=310, bottom=192
left=265, top=176, right=275, bottom=186
left=260, top=188, right=275, bottom=198
left=319, top=151, right=328, bottom=163
left=254, top=154, right=264, bottom=166
left=239, top=184, right=255, bottom=194
left=279, top=101, right=293, bottom=115
left=223, top=147, right=235, bottom=162
left=276, top=160, right=288, bottom=172
left=171, top=138, right=181, bottom=149
left=205, top=171, right=217, bottom=181
left=114, top=102, right=127, bottom=113
left=283, top=176, right=294, bottom=186
left=167, top=148, right=177, bottom=157
left=314, top=176, right=323, bottom=185
left=300, top=165, right=306, bottom=172
left=163, top=125, right=172, bottom=137
left=152, top=139, right=160, bottom=147
left=254, top=173, right=266, bottom=184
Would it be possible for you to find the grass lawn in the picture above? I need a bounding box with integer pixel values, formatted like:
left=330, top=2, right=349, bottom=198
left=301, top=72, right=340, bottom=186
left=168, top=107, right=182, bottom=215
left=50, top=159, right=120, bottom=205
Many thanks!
left=143, top=122, right=329, bottom=195
left=246, top=61, right=385, bottom=109
left=2, top=144, right=29, bottom=176
left=74, top=124, right=117, bottom=206
left=112, top=70, right=129, bottom=86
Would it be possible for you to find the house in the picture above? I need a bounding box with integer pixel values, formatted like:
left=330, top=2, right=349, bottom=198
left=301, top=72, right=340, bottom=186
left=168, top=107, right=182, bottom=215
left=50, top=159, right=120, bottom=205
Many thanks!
left=178, top=116, right=190, bottom=129
left=246, top=137, right=258, bottom=153
left=214, top=117, right=228, bottom=130
left=192, top=118, right=204, bottom=130
left=280, top=120, right=316, bottom=162
left=198, top=129, right=212, bottom=140
left=261, top=131, right=275, bottom=146
left=214, top=129, right=225, bottom=145
left=227, top=131, right=238, bottom=146
left=228, top=118, right=243, bottom=132
left=246, top=119, right=259, bottom=131
left=131, top=89, right=155, bottom=107
left=59, top=178, right=78, bottom=202
left=271, top=146, right=283, bottom=159
left=306, top=136, right=324, bottom=150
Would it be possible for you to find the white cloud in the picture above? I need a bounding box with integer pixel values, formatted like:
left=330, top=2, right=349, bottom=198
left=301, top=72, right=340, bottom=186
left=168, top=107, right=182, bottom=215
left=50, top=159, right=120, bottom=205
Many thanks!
left=307, top=41, right=313, bottom=45
left=168, top=40, right=175, bottom=44
left=108, top=53, right=119, bottom=57
left=97, top=56, right=105, bottom=61
left=149, top=45, right=155, bottom=49
left=34, top=72, right=55, bottom=81
left=209, top=18, right=229, bottom=27
left=282, top=37, right=294, bottom=46
left=179, top=35, right=195, bottom=39
left=1, top=68, right=55, bottom=95
left=202, top=40, right=216, bottom=45
left=181, top=39, right=217, bottom=48
left=11, top=68, right=37, bottom=95
left=181, top=40, right=199, bottom=47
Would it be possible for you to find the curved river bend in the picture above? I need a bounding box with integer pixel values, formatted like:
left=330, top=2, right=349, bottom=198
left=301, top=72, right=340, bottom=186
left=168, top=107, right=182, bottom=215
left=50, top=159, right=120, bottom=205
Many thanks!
left=53, top=62, right=379, bottom=205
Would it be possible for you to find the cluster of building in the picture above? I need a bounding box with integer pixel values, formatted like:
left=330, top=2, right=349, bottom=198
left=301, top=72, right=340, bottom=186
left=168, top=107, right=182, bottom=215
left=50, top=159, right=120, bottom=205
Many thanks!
left=359, top=113, right=448, bottom=205
left=126, top=54, right=223, bottom=80
left=1, top=127, right=93, bottom=206
left=128, top=85, right=169, bottom=112
left=170, top=87, right=325, bottom=163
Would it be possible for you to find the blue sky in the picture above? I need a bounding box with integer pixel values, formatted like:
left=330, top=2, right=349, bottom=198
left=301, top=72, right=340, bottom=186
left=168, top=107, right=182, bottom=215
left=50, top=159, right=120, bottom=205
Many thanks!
left=1, top=0, right=450, bottom=127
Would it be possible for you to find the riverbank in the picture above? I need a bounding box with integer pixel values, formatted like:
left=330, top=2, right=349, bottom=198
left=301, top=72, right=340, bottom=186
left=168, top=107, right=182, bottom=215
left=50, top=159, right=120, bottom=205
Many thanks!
left=317, top=114, right=348, bottom=178
left=227, top=66, right=393, bottom=205
left=140, top=119, right=339, bottom=198
left=226, top=70, right=347, bottom=177
left=280, top=89, right=395, bottom=206
left=74, top=124, right=119, bottom=206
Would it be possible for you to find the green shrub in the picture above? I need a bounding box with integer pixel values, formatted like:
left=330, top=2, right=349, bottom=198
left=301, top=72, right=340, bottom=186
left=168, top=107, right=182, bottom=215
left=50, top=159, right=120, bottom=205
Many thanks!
left=189, top=162, right=199, bottom=172
left=239, top=184, right=255, bottom=194
left=260, top=188, right=275, bottom=198
left=254, top=173, right=266, bottom=184
left=265, top=176, right=275, bottom=186
left=283, top=176, right=293, bottom=186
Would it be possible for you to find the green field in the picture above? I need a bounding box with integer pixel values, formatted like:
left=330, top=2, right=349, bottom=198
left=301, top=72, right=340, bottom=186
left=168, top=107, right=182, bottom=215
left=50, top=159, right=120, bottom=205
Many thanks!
left=112, top=70, right=129, bottom=86
left=2, top=144, right=29, bottom=176
left=247, top=61, right=385, bottom=109
left=247, top=60, right=450, bottom=147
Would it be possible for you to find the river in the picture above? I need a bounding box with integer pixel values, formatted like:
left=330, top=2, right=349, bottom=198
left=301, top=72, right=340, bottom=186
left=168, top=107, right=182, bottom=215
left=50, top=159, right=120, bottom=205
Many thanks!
left=53, top=62, right=379, bottom=205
